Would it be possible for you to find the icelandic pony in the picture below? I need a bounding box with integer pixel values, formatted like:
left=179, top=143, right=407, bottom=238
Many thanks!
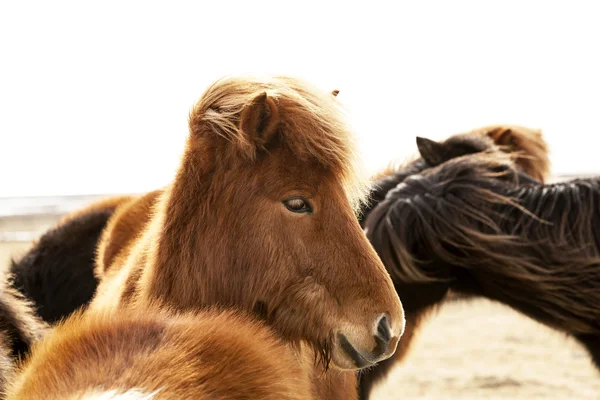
left=6, top=307, right=333, bottom=399
left=361, top=153, right=600, bottom=398
left=356, top=125, right=550, bottom=398
left=0, top=278, right=49, bottom=394
left=86, top=75, right=404, bottom=376
left=7, top=125, right=548, bottom=326
left=1, top=91, right=341, bottom=326
left=8, top=196, right=133, bottom=323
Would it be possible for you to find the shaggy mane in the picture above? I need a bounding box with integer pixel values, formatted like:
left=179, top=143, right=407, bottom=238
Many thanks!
left=189, top=74, right=369, bottom=211
left=365, top=152, right=600, bottom=334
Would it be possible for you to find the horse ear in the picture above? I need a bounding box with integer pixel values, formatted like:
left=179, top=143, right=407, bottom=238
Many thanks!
left=416, top=136, right=445, bottom=165
left=239, top=92, right=280, bottom=146
left=487, top=127, right=514, bottom=147
left=331, top=89, right=340, bottom=97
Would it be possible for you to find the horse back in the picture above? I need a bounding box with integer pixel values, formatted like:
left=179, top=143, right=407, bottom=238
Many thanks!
left=6, top=309, right=314, bottom=400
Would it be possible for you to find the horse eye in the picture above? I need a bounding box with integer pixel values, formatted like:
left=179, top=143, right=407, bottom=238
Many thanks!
left=283, top=197, right=313, bottom=214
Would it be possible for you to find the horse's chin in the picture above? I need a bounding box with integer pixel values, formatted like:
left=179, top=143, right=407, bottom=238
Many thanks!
left=330, top=342, right=378, bottom=370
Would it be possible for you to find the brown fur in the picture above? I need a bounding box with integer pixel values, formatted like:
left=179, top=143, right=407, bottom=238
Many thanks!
left=0, top=278, right=49, bottom=397
left=7, top=307, right=318, bottom=400
left=0, top=339, right=13, bottom=399
left=0, top=280, right=48, bottom=359
left=95, top=191, right=161, bottom=277
left=88, top=75, right=403, bottom=379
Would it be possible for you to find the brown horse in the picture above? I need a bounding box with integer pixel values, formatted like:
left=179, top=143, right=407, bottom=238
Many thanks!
left=7, top=306, right=346, bottom=399
left=81, top=75, right=404, bottom=383
left=8, top=76, right=401, bottom=398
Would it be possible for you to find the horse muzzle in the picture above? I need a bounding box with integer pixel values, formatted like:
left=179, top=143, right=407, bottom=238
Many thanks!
left=331, top=313, right=403, bottom=370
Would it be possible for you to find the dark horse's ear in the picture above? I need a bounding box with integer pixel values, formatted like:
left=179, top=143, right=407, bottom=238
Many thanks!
left=239, top=92, right=280, bottom=146
left=416, top=136, right=445, bottom=166
left=331, top=89, right=340, bottom=97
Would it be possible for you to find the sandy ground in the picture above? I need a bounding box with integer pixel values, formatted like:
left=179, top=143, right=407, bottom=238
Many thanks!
left=370, top=300, right=600, bottom=399
left=1, top=235, right=599, bottom=399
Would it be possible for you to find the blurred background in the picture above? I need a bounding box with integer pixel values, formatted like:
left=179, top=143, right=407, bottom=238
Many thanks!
left=2, top=1, right=600, bottom=398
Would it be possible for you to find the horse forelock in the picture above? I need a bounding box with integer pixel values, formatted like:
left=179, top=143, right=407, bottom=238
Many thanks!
left=188, top=74, right=369, bottom=212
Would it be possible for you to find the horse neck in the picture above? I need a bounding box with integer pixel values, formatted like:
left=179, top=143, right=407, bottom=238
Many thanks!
left=140, top=150, right=236, bottom=309
left=312, top=371, right=357, bottom=400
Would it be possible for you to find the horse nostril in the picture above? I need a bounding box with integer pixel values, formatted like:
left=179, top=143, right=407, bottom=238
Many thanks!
left=375, top=314, right=392, bottom=345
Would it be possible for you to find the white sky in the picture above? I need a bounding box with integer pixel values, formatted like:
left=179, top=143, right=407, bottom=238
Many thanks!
left=1, top=1, right=599, bottom=197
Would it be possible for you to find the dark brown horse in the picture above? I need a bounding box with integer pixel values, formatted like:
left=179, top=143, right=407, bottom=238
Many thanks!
left=360, top=152, right=600, bottom=398
left=8, top=196, right=133, bottom=323
left=356, top=125, right=550, bottom=398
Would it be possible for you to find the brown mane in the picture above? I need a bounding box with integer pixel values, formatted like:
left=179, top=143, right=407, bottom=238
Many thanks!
left=189, top=75, right=369, bottom=210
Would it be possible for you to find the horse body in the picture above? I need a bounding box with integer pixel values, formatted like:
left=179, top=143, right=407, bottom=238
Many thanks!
left=6, top=308, right=317, bottom=400
left=361, top=153, right=600, bottom=398
left=357, top=125, right=551, bottom=398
